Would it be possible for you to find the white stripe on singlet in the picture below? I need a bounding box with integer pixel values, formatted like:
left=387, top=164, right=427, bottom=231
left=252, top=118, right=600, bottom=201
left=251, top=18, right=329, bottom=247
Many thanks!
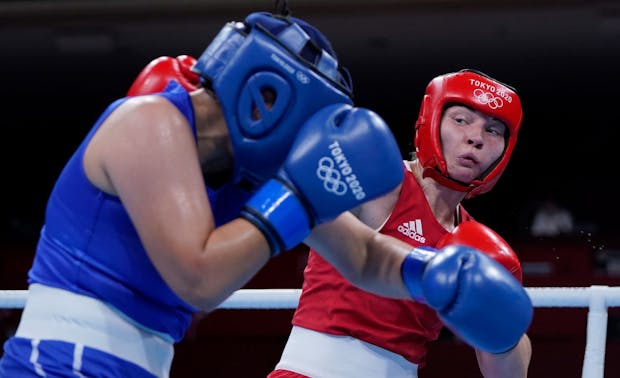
left=276, top=326, right=418, bottom=378
left=16, top=284, right=174, bottom=378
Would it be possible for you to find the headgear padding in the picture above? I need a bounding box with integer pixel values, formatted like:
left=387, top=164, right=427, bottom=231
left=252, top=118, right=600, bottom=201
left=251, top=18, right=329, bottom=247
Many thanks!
left=414, top=69, right=522, bottom=198
left=192, top=12, right=353, bottom=187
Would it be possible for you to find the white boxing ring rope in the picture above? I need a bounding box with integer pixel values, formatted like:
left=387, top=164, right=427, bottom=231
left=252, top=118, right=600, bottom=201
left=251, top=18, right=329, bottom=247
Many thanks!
left=2, top=286, right=620, bottom=378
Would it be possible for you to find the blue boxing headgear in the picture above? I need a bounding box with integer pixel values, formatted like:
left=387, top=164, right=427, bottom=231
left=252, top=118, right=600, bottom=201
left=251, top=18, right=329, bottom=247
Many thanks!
left=192, top=12, right=354, bottom=186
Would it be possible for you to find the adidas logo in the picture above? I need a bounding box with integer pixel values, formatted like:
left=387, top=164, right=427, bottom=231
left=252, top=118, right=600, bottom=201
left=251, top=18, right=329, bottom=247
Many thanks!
left=397, top=219, right=426, bottom=243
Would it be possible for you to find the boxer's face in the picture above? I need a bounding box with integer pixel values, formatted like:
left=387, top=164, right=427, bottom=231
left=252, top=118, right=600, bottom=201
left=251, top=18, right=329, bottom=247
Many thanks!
left=440, top=105, right=506, bottom=183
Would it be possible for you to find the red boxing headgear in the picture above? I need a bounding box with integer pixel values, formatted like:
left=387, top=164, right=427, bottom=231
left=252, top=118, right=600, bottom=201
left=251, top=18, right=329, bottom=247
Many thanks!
left=414, top=69, right=522, bottom=198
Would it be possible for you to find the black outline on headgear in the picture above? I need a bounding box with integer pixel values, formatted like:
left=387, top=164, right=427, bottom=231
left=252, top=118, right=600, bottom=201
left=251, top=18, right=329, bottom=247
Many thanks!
left=248, top=17, right=354, bottom=98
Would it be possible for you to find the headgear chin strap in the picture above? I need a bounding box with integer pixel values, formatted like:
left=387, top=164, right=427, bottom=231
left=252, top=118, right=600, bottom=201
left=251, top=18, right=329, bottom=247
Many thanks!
left=414, top=69, right=522, bottom=198
left=192, top=11, right=353, bottom=187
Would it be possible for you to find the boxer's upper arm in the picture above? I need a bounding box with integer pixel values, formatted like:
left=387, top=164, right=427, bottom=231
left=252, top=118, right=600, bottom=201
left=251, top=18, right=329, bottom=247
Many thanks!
left=93, top=97, right=216, bottom=294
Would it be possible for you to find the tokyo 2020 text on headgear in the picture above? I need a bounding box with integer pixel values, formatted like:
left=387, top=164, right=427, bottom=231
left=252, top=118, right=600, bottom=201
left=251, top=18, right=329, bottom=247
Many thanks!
left=414, top=69, right=522, bottom=198
left=192, top=7, right=353, bottom=187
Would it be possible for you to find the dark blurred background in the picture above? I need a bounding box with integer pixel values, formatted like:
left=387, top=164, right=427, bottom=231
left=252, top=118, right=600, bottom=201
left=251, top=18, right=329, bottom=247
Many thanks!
left=1, top=0, right=620, bottom=377
left=1, top=0, right=619, bottom=243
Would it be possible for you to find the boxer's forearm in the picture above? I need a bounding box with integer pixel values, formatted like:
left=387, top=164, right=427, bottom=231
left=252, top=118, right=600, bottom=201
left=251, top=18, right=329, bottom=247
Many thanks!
left=476, top=334, right=531, bottom=378
left=306, top=212, right=410, bottom=298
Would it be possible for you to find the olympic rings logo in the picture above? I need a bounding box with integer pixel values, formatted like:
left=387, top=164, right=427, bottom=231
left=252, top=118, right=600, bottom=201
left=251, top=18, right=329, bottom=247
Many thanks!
left=473, top=88, right=504, bottom=109
left=296, top=70, right=310, bottom=84
left=316, top=157, right=347, bottom=195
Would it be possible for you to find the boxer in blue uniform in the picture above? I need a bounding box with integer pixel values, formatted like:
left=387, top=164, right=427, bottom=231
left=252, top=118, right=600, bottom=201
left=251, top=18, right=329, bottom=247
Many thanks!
left=0, top=4, right=532, bottom=378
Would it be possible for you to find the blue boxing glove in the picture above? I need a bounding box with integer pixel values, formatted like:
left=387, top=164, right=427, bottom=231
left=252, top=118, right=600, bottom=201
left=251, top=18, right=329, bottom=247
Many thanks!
left=401, top=245, right=533, bottom=354
left=241, top=103, right=404, bottom=256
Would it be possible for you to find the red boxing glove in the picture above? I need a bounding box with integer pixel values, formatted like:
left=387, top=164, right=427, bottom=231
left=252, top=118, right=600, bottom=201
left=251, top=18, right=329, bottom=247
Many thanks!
left=437, top=220, right=523, bottom=282
left=127, top=55, right=200, bottom=96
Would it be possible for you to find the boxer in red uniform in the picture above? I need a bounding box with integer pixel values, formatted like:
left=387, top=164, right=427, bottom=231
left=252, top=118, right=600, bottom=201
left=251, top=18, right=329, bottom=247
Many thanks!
left=269, top=70, right=532, bottom=378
